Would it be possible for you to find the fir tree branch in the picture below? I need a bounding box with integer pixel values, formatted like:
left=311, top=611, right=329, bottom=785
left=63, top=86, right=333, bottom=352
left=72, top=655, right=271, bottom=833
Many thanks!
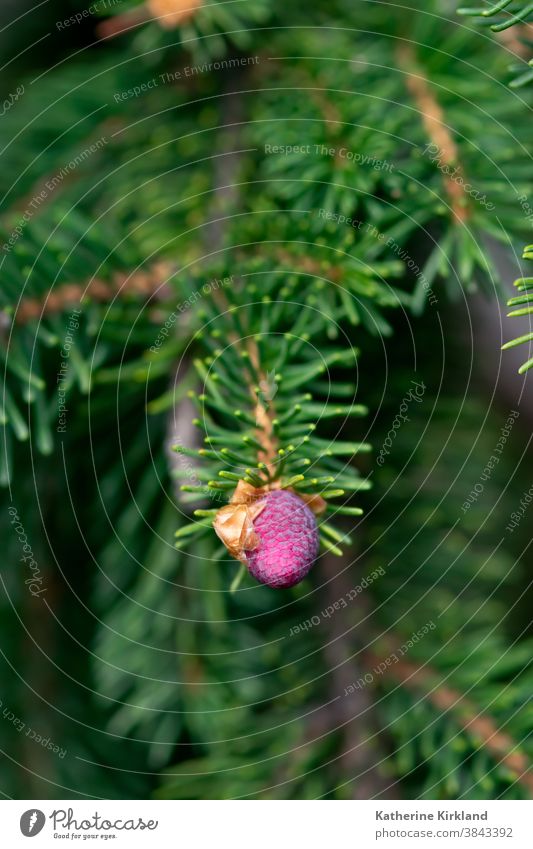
left=365, top=643, right=533, bottom=795
left=457, top=1, right=533, bottom=85
left=13, top=261, right=173, bottom=324
left=502, top=244, right=533, bottom=373
left=396, top=43, right=468, bottom=223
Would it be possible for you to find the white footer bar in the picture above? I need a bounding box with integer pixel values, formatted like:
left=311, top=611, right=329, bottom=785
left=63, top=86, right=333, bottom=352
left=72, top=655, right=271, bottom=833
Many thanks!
left=1, top=799, right=532, bottom=847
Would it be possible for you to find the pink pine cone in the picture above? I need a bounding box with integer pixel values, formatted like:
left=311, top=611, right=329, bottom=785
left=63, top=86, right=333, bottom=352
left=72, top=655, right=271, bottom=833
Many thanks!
left=245, top=490, right=319, bottom=588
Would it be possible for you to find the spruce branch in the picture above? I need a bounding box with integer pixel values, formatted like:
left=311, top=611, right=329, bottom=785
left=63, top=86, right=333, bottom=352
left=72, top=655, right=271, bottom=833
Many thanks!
left=457, top=0, right=533, bottom=85
left=502, top=243, right=533, bottom=372
left=168, top=67, right=375, bottom=577
left=458, top=0, right=533, bottom=32
left=365, top=641, right=533, bottom=795
left=396, top=43, right=468, bottom=223
left=13, top=261, right=174, bottom=324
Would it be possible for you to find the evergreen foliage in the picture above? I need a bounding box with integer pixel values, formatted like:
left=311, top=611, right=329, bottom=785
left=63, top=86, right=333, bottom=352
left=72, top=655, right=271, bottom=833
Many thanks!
left=0, top=0, right=531, bottom=800
left=458, top=0, right=533, bottom=86
left=502, top=244, right=533, bottom=372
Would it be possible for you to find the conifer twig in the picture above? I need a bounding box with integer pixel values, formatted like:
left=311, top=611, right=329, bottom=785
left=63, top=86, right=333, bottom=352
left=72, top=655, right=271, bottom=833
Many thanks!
left=397, top=43, right=469, bottom=223
left=364, top=644, right=533, bottom=794
left=13, top=262, right=173, bottom=324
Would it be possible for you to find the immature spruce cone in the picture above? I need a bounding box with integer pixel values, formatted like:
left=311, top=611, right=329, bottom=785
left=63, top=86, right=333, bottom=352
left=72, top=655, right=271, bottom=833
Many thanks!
left=245, top=490, right=319, bottom=588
